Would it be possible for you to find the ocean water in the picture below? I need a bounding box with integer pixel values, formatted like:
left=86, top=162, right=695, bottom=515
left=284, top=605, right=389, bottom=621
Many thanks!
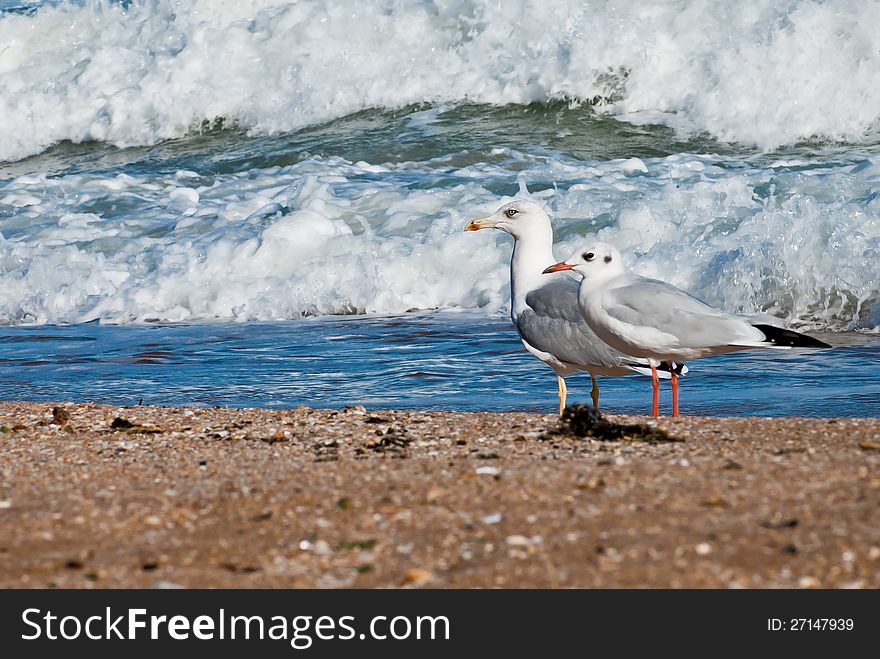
left=0, top=0, right=878, bottom=416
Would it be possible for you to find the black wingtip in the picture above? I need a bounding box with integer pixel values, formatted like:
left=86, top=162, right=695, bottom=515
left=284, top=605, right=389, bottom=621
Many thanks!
left=752, top=324, right=832, bottom=349
left=657, top=360, right=688, bottom=375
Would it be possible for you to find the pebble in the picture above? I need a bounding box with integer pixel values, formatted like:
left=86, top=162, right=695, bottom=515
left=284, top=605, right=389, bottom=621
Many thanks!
left=481, top=513, right=502, bottom=525
left=401, top=568, right=433, bottom=587
left=312, top=540, right=332, bottom=556
left=475, top=466, right=500, bottom=476
left=506, top=535, right=531, bottom=546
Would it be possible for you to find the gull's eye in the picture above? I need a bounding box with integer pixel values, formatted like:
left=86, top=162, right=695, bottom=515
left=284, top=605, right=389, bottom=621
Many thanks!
left=505, top=208, right=518, bottom=218
left=583, top=252, right=595, bottom=261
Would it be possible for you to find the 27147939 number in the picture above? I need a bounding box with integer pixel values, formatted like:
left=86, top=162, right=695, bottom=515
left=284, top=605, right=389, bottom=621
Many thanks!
left=768, top=618, right=854, bottom=631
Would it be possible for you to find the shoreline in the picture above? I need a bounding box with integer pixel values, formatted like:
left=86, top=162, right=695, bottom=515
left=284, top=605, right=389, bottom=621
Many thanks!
left=1, top=401, right=878, bottom=588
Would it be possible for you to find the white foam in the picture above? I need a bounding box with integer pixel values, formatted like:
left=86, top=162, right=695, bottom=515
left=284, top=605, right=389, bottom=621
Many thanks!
left=1, top=0, right=879, bottom=162
left=0, top=151, right=877, bottom=329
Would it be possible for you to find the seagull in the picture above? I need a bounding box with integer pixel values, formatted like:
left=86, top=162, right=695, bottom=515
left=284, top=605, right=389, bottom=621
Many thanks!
left=465, top=200, right=685, bottom=414
left=544, top=241, right=831, bottom=417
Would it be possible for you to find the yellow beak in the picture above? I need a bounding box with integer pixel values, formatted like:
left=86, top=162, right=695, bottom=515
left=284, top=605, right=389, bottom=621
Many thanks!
left=464, top=217, right=490, bottom=231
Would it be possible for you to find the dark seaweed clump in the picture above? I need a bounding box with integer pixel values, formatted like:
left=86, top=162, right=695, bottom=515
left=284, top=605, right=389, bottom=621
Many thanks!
left=557, top=405, right=679, bottom=443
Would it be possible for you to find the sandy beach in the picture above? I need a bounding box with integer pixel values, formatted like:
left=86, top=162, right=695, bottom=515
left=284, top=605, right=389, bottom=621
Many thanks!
left=1, top=401, right=878, bottom=589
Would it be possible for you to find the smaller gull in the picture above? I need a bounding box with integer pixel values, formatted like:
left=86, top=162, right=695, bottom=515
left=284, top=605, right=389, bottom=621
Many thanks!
left=544, top=241, right=831, bottom=417
left=466, top=200, right=685, bottom=414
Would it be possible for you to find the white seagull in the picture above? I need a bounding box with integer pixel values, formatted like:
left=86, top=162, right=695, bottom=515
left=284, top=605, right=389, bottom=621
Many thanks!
left=466, top=200, right=685, bottom=414
left=544, top=241, right=831, bottom=417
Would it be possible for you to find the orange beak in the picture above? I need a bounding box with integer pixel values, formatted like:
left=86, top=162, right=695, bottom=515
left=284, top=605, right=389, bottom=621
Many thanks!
left=543, top=261, right=574, bottom=274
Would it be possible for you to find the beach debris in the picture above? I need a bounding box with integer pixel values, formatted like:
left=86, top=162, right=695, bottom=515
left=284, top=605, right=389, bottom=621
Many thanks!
left=51, top=407, right=70, bottom=426
left=475, top=466, right=500, bottom=476
left=401, top=568, right=433, bottom=587
left=337, top=538, right=377, bottom=551
left=505, top=535, right=542, bottom=558
left=220, top=562, right=260, bottom=574
left=760, top=518, right=798, bottom=529
left=702, top=495, right=729, bottom=507
left=313, top=438, right=339, bottom=462
left=260, top=430, right=288, bottom=444
left=695, top=542, right=712, bottom=555
left=110, top=416, right=162, bottom=434
left=111, top=417, right=135, bottom=430
left=481, top=513, right=503, bottom=525
left=859, top=441, right=880, bottom=451
left=364, top=426, right=411, bottom=455
left=250, top=511, right=273, bottom=522
left=0, top=500, right=11, bottom=509
left=556, top=405, right=678, bottom=442
left=773, top=446, right=806, bottom=455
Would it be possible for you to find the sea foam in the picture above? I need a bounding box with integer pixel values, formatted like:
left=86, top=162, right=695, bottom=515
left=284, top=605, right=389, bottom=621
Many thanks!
left=1, top=150, right=878, bottom=329
left=1, top=0, right=879, bottom=162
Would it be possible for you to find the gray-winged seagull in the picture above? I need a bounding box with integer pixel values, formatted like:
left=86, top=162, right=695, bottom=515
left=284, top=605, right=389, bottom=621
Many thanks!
left=544, top=241, right=830, bottom=416
left=466, top=200, right=685, bottom=415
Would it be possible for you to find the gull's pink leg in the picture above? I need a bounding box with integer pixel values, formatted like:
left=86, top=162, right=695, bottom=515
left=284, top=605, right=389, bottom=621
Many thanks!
left=651, top=364, right=659, bottom=418
left=671, top=365, right=679, bottom=418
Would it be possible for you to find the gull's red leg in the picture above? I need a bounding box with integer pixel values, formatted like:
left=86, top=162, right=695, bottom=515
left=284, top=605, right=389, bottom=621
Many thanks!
left=651, top=364, right=659, bottom=418
left=671, top=365, right=679, bottom=418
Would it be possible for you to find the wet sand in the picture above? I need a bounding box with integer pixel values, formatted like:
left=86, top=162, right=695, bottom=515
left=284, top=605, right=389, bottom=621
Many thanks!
left=0, top=401, right=878, bottom=588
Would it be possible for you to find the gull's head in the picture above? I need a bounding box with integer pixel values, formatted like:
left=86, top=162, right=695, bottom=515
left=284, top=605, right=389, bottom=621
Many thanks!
left=542, top=242, right=624, bottom=281
left=464, top=200, right=550, bottom=239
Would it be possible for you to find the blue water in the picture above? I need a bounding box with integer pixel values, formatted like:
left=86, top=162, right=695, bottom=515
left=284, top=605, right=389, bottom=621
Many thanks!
left=0, top=315, right=876, bottom=417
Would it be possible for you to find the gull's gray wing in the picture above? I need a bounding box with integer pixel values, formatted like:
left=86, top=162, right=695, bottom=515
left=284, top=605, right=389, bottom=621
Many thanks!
left=603, top=275, right=763, bottom=348
left=518, top=277, right=640, bottom=370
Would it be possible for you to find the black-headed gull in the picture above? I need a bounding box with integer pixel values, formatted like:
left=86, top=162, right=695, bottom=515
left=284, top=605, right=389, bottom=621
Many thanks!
left=544, top=241, right=831, bottom=417
left=465, top=200, right=685, bottom=414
